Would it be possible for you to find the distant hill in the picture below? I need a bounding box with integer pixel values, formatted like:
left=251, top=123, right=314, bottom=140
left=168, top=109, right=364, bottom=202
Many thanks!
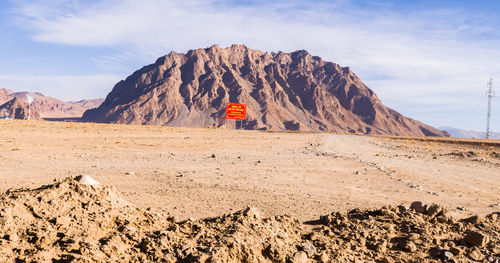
left=0, top=97, right=41, bottom=120
left=0, top=89, right=103, bottom=118
left=83, top=44, right=448, bottom=137
left=439, top=126, right=500, bottom=139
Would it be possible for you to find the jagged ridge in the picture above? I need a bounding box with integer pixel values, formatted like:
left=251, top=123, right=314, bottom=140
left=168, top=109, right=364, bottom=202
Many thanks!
left=83, top=44, right=447, bottom=136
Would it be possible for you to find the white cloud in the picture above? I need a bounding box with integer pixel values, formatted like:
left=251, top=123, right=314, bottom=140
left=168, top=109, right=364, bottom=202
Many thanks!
left=6, top=0, right=500, bottom=130
left=0, top=74, right=121, bottom=101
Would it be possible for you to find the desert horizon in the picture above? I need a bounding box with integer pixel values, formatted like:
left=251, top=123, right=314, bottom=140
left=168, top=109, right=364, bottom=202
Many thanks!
left=1, top=0, right=499, bottom=262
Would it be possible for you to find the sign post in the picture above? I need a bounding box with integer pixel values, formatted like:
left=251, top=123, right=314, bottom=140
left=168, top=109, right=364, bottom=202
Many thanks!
left=225, top=103, right=246, bottom=129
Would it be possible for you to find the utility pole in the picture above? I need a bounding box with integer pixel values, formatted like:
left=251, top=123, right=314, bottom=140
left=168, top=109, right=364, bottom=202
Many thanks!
left=486, top=78, right=495, bottom=139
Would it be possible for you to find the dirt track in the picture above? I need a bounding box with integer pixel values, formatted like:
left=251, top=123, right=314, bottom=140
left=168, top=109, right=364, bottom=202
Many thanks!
left=0, top=119, right=499, bottom=221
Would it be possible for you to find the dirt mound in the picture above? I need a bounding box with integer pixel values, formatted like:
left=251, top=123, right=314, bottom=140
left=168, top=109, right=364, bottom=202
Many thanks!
left=1, top=177, right=498, bottom=262
left=82, top=44, right=447, bottom=137
left=0, top=97, right=41, bottom=120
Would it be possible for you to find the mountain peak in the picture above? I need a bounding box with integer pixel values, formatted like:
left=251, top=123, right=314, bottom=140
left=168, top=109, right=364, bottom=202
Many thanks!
left=82, top=45, right=447, bottom=137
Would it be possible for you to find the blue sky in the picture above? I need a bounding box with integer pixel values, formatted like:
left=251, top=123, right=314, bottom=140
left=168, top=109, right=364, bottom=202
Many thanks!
left=0, top=0, right=499, bottom=132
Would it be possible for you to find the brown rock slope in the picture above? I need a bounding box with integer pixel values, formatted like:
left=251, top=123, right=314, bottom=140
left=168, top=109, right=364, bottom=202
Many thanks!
left=83, top=44, right=447, bottom=136
left=0, top=97, right=41, bottom=120
left=0, top=88, right=103, bottom=118
left=0, top=177, right=498, bottom=262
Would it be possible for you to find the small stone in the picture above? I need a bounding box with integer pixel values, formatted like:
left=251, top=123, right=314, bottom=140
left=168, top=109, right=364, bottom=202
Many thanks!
left=410, top=201, right=426, bottom=213
left=404, top=241, right=417, bottom=252
left=467, top=247, right=485, bottom=261
left=429, top=246, right=444, bottom=258
left=75, top=175, right=100, bottom=186
left=211, top=154, right=216, bottom=158
left=449, top=246, right=464, bottom=256
left=436, top=215, right=447, bottom=223
left=407, top=233, right=420, bottom=241
left=463, top=215, right=482, bottom=224
left=426, top=204, right=442, bottom=218
left=464, top=230, right=489, bottom=247
left=376, top=240, right=387, bottom=253
left=301, top=241, right=316, bottom=257
left=308, top=232, right=320, bottom=241
left=441, top=251, right=453, bottom=261
left=488, top=213, right=498, bottom=221
left=243, top=207, right=261, bottom=220
left=125, top=171, right=136, bottom=175
left=396, top=205, right=408, bottom=214
left=319, top=252, right=329, bottom=263
left=292, top=251, right=308, bottom=263
left=456, top=206, right=466, bottom=211
left=381, top=209, right=397, bottom=218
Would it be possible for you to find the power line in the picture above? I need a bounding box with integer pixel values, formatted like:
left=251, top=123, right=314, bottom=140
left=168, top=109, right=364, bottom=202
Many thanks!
left=486, top=78, right=495, bottom=139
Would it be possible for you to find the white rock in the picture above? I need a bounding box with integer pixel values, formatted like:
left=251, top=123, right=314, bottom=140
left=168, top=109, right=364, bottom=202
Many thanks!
left=76, top=175, right=100, bottom=186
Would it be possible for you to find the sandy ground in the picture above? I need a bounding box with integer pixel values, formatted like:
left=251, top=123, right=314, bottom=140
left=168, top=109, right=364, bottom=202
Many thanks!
left=0, top=119, right=498, bottom=221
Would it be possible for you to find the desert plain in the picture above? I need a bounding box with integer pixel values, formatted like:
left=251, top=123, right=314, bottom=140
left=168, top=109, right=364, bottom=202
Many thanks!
left=0, top=119, right=499, bottom=262
left=1, top=119, right=498, bottom=220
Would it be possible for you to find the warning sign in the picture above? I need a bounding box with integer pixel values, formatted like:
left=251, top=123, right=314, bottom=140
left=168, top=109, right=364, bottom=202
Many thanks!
left=225, top=103, right=246, bottom=120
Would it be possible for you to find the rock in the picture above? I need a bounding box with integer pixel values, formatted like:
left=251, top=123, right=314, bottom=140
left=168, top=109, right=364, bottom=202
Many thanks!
left=404, top=241, right=417, bottom=252
left=464, top=230, right=489, bottom=247
left=292, top=251, right=308, bottom=263
left=396, top=205, right=408, bottom=214
left=487, top=213, right=498, bottom=221
left=319, top=252, right=329, bottom=263
left=407, top=233, right=420, bottom=241
left=243, top=207, right=261, bottom=220
left=381, top=209, right=397, bottom=218
left=463, top=215, right=482, bottom=224
left=436, top=215, right=448, bottom=223
left=75, top=175, right=100, bottom=186
left=426, top=204, right=442, bottom=218
left=301, top=241, right=316, bottom=257
left=375, top=240, right=387, bottom=253
left=410, top=201, right=426, bottom=213
left=126, top=171, right=136, bottom=175
left=380, top=256, right=394, bottom=263
left=449, top=246, right=464, bottom=256
left=467, top=247, right=485, bottom=261
left=456, top=206, right=466, bottom=211
left=211, top=154, right=216, bottom=158
left=429, top=246, right=445, bottom=258
left=441, top=250, right=453, bottom=261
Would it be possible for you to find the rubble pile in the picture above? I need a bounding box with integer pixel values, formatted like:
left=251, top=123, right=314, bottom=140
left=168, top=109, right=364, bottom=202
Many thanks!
left=0, top=177, right=498, bottom=262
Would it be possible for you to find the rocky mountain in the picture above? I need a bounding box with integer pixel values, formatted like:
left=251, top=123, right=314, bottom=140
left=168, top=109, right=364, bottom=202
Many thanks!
left=439, top=126, right=500, bottom=139
left=0, top=97, right=41, bottom=120
left=83, top=44, right=447, bottom=136
left=0, top=89, right=103, bottom=118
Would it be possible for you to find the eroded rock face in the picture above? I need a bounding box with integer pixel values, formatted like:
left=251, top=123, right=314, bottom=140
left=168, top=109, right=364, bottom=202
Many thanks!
left=82, top=44, right=447, bottom=137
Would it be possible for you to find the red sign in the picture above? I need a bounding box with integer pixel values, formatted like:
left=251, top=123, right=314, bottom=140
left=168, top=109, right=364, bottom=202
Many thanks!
left=225, top=103, right=246, bottom=120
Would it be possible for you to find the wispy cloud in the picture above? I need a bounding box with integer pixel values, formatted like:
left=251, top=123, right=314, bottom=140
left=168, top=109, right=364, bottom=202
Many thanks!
left=6, top=0, right=500, bottom=130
